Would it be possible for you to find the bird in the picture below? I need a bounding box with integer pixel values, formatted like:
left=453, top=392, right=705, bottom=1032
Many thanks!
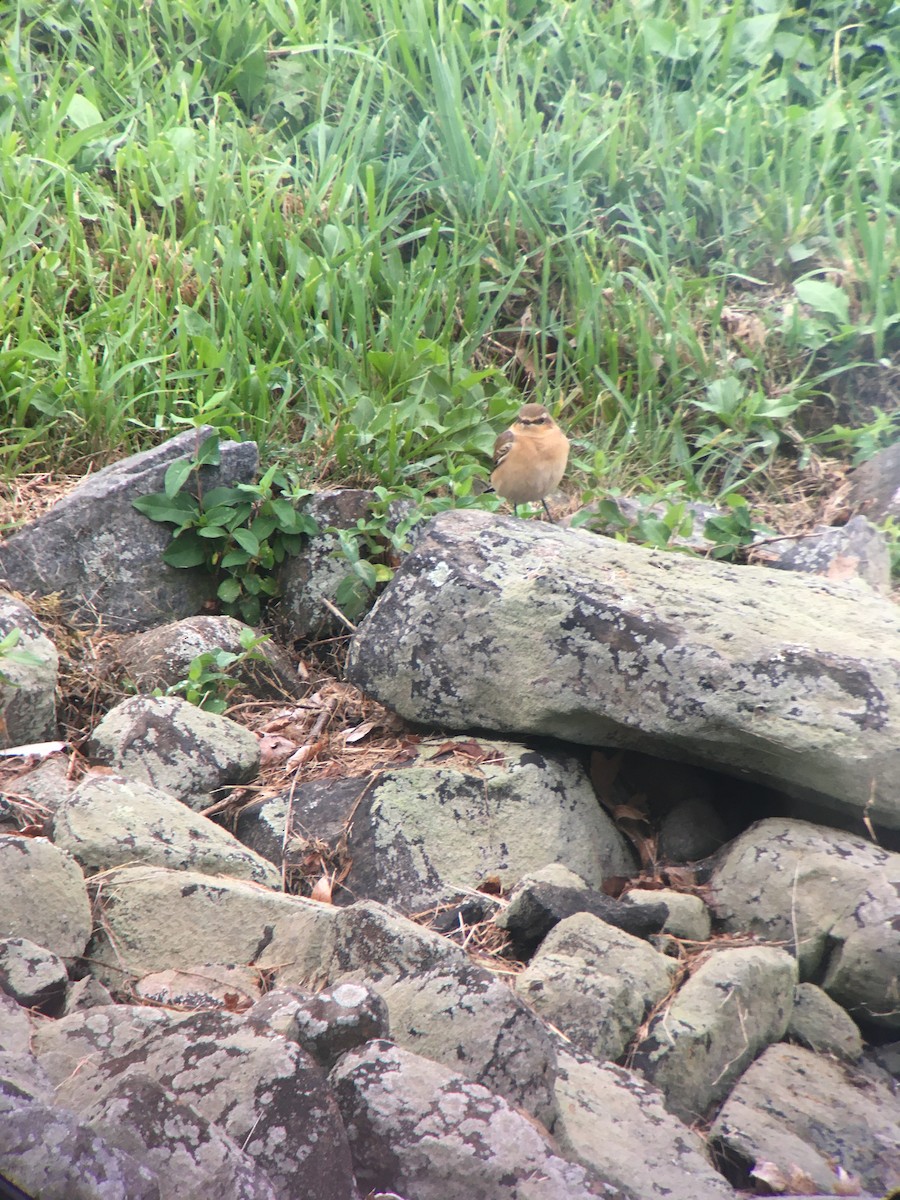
left=490, top=403, right=570, bottom=521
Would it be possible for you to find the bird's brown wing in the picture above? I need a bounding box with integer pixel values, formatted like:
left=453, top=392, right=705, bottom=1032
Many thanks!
left=492, top=428, right=514, bottom=467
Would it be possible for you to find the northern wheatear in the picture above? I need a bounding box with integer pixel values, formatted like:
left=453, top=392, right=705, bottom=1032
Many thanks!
left=490, top=403, right=570, bottom=520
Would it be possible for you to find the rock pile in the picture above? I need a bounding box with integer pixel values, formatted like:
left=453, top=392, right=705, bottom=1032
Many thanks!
left=0, top=433, right=898, bottom=1200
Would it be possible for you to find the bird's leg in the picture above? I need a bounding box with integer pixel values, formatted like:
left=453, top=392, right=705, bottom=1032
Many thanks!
left=541, top=499, right=556, bottom=523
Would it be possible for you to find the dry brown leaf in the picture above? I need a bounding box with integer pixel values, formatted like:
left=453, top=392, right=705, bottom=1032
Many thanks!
left=258, top=733, right=298, bottom=768
left=478, top=875, right=503, bottom=896
left=309, top=874, right=335, bottom=904
left=344, top=720, right=376, bottom=745
left=612, top=803, right=652, bottom=825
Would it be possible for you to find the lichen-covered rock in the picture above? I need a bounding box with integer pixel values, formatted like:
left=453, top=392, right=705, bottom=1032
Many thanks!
left=134, top=964, right=264, bottom=1010
left=848, top=440, right=900, bottom=524
left=709, top=818, right=900, bottom=1028
left=709, top=1043, right=900, bottom=1196
left=346, top=509, right=900, bottom=832
left=249, top=984, right=389, bottom=1071
left=750, top=515, right=890, bottom=592
left=342, top=738, right=634, bottom=909
left=0, top=937, right=68, bottom=1015
left=0, top=1078, right=161, bottom=1200
left=82, top=1074, right=280, bottom=1200
left=552, top=1049, right=735, bottom=1200
left=118, top=615, right=302, bottom=700
left=0, top=427, right=259, bottom=632
left=86, top=865, right=336, bottom=992
left=0, top=592, right=58, bottom=749
left=515, top=912, right=677, bottom=1063
left=632, top=946, right=797, bottom=1123
left=0, top=835, right=91, bottom=960
left=787, top=983, right=864, bottom=1061
left=89, top=695, right=260, bottom=810
left=623, top=888, right=711, bottom=943
left=496, top=877, right=667, bottom=956
left=36, top=1006, right=356, bottom=1200
left=330, top=1040, right=621, bottom=1200
left=52, top=772, right=280, bottom=886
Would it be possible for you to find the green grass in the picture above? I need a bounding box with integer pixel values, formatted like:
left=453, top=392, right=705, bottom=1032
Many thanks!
left=1, top=0, right=898, bottom=504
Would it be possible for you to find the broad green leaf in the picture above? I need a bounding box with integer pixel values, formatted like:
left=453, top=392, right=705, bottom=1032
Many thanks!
left=233, top=528, right=260, bottom=555
left=163, top=536, right=208, bottom=567
left=164, top=458, right=194, bottom=498
left=133, top=493, right=196, bottom=524
left=794, top=280, right=849, bottom=324
left=65, top=94, right=103, bottom=129
left=218, top=578, right=242, bottom=603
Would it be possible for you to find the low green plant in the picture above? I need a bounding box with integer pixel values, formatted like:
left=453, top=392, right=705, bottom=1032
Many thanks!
left=0, top=627, right=45, bottom=688
left=132, top=433, right=317, bottom=624
left=703, top=494, right=763, bottom=560
left=329, top=468, right=500, bottom=622
left=156, top=628, right=272, bottom=714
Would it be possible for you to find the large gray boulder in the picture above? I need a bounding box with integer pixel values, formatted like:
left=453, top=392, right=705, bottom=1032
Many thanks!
left=709, top=1043, right=900, bottom=1196
left=35, top=1006, right=356, bottom=1200
left=89, top=695, right=260, bottom=811
left=632, top=945, right=797, bottom=1123
left=346, top=510, right=900, bottom=832
left=514, top=912, right=676, bottom=1063
left=330, top=1039, right=618, bottom=1200
left=0, top=428, right=258, bottom=631
left=709, top=818, right=900, bottom=1029
left=552, top=1050, right=735, bottom=1200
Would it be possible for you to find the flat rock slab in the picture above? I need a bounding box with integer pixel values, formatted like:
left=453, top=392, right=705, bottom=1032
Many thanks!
left=52, top=772, right=280, bottom=886
left=330, top=1039, right=621, bottom=1200
left=347, top=510, right=900, bottom=832
left=709, top=1042, right=900, bottom=1196
left=552, top=1050, right=735, bottom=1200
left=0, top=428, right=259, bottom=632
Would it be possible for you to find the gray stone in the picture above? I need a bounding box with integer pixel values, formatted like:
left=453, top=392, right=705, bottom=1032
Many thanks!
left=118, top=615, right=302, bottom=700
left=0, top=937, right=68, bottom=1015
left=82, top=1074, right=279, bottom=1200
left=709, top=818, right=900, bottom=1028
left=751, top=515, right=891, bottom=592
left=89, top=695, right=260, bottom=810
left=0, top=835, right=91, bottom=960
left=552, top=1049, right=735, bottom=1200
left=62, top=977, right=115, bottom=1014
left=632, top=945, right=797, bottom=1123
left=623, top=888, right=711, bottom=942
left=52, top=771, right=280, bottom=886
left=134, top=964, right=263, bottom=1010
left=342, top=738, right=634, bottom=910
left=330, top=1039, right=622, bottom=1200
left=515, top=912, right=677, bottom=1063
left=249, top=984, right=389, bottom=1070
left=278, top=489, right=414, bottom=639
left=0, top=987, right=38, bottom=1054
left=787, top=983, right=864, bottom=1061
left=496, top=878, right=668, bottom=955
left=2, top=755, right=72, bottom=814
left=235, top=775, right=369, bottom=874
left=346, top=509, right=900, bottom=832
left=36, top=1006, right=356, bottom=1200
left=0, top=428, right=259, bottom=632
left=0, top=592, right=58, bottom=749
left=848, top=440, right=900, bottom=523
left=0, top=1077, right=161, bottom=1200
left=709, top=1042, right=900, bottom=1196
left=658, top=796, right=729, bottom=862
left=86, top=865, right=336, bottom=992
